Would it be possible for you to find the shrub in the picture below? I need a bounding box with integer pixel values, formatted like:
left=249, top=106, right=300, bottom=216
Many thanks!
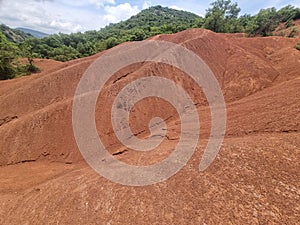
left=0, top=36, right=41, bottom=79
left=295, top=43, right=300, bottom=51
left=17, top=64, right=39, bottom=76
left=288, top=28, right=298, bottom=38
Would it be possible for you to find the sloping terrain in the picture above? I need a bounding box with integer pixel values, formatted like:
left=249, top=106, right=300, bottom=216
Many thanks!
left=0, top=24, right=33, bottom=43
left=0, top=29, right=299, bottom=224
left=273, top=19, right=300, bottom=38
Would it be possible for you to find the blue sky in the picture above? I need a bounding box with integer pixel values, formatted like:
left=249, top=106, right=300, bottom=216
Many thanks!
left=0, top=0, right=299, bottom=34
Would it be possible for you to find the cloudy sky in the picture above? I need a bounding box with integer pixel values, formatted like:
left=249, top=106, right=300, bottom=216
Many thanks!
left=0, top=0, right=299, bottom=34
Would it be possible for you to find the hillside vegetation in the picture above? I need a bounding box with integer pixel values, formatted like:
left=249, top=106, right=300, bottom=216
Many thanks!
left=22, top=6, right=200, bottom=62
left=0, top=0, right=300, bottom=80
left=0, top=24, right=33, bottom=43
left=0, top=32, right=39, bottom=80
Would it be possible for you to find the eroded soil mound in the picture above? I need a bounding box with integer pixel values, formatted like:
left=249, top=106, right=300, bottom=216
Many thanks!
left=0, top=29, right=299, bottom=224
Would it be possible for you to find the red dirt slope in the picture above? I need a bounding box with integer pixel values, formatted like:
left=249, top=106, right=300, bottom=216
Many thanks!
left=0, top=28, right=299, bottom=224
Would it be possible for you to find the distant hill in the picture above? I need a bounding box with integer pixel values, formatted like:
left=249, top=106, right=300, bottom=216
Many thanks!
left=16, top=27, right=49, bottom=38
left=105, top=5, right=200, bottom=31
left=23, top=5, right=202, bottom=61
left=0, top=24, right=32, bottom=42
left=95, top=5, right=200, bottom=43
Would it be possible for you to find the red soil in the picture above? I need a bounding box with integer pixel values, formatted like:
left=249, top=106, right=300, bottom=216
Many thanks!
left=273, top=19, right=300, bottom=38
left=0, top=28, right=299, bottom=224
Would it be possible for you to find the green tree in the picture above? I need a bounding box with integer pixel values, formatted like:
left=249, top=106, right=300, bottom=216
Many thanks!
left=193, top=17, right=205, bottom=28
left=77, top=41, right=95, bottom=56
left=0, top=32, right=18, bottom=79
left=18, top=41, right=40, bottom=74
left=204, top=0, right=241, bottom=33
left=277, top=5, right=298, bottom=22
left=105, top=37, right=119, bottom=49
left=253, top=8, right=279, bottom=36
left=130, top=28, right=146, bottom=41
left=44, top=35, right=62, bottom=48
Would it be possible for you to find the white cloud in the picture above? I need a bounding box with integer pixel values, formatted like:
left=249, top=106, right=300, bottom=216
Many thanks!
left=0, top=0, right=141, bottom=33
left=0, top=1, right=78, bottom=33
left=170, top=5, right=184, bottom=11
left=89, top=0, right=115, bottom=8
left=103, top=3, right=139, bottom=24
left=50, top=20, right=82, bottom=32
left=142, top=1, right=152, bottom=10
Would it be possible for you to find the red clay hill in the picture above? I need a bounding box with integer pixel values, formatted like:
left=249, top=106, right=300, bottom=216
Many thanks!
left=0, top=29, right=299, bottom=224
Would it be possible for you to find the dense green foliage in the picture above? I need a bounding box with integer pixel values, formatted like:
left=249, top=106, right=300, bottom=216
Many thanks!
left=105, top=5, right=199, bottom=37
left=242, top=6, right=300, bottom=36
left=295, top=43, right=300, bottom=51
left=203, top=1, right=300, bottom=36
left=1, top=2, right=300, bottom=80
left=21, top=6, right=200, bottom=62
left=203, top=0, right=241, bottom=33
left=0, top=32, right=19, bottom=79
left=0, top=32, right=40, bottom=80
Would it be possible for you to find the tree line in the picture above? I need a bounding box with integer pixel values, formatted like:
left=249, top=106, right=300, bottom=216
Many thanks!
left=202, top=1, right=300, bottom=36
